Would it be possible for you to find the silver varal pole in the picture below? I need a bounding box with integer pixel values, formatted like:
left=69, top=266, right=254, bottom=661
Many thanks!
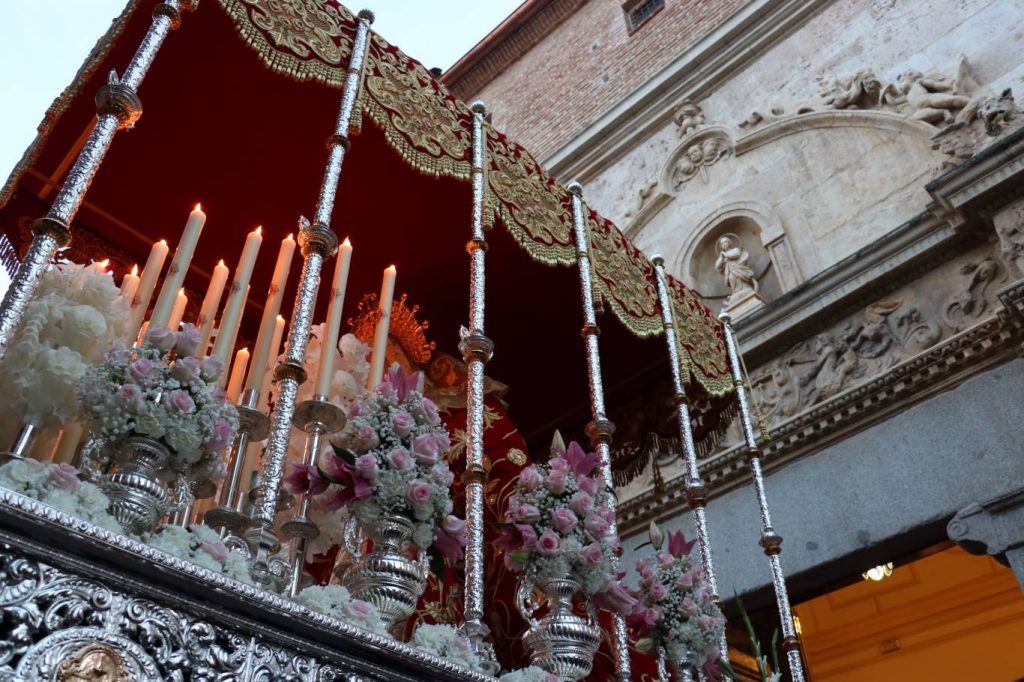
left=457, top=101, right=498, bottom=671
left=567, top=181, right=631, bottom=681
left=720, top=311, right=806, bottom=681
left=248, top=10, right=374, bottom=587
left=651, top=255, right=729, bottom=663
left=0, top=0, right=197, bottom=362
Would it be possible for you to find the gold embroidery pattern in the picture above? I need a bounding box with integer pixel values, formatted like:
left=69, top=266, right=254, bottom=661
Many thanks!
left=587, top=212, right=661, bottom=338
left=217, top=0, right=354, bottom=85
left=670, top=283, right=733, bottom=398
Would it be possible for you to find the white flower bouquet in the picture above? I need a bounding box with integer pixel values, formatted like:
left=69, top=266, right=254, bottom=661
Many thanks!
left=0, top=262, right=131, bottom=439
left=498, top=667, right=560, bottom=682
left=77, top=324, right=238, bottom=482
left=409, top=624, right=487, bottom=673
left=629, top=523, right=726, bottom=673
left=294, top=584, right=388, bottom=636
left=144, top=523, right=252, bottom=584
left=0, top=459, right=123, bottom=533
left=494, top=438, right=634, bottom=613
left=284, top=364, right=465, bottom=569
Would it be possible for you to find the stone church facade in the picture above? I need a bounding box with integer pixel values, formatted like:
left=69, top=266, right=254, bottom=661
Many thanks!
left=447, top=0, right=1024, bottom=675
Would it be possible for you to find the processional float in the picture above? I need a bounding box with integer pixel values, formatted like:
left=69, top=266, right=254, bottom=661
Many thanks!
left=0, top=1, right=804, bottom=679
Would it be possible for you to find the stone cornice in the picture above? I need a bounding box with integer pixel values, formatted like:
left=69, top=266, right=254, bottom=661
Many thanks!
left=544, top=0, right=833, bottom=180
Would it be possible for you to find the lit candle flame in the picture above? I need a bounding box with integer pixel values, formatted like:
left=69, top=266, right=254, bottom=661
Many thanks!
left=342, top=237, right=351, bottom=247
left=178, top=287, right=185, bottom=296
left=159, top=239, right=168, bottom=246
left=285, top=233, right=294, bottom=241
left=277, top=314, right=285, bottom=322
left=97, top=259, right=109, bottom=271
left=255, top=226, right=263, bottom=236
left=387, top=264, right=396, bottom=273
left=218, top=259, right=225, bottom=267
left=194, top=202, right=202, bottom=212
left=130, top=264, right=138, bottom=276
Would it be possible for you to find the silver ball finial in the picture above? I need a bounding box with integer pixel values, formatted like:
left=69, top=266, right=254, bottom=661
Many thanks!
left=651, top=253, right=665, bottom=267
left=470, top=101, right=487, bottom=115
left=357, top=9, right=375, bottom=23
left=567, top=181, right=583, bottom=196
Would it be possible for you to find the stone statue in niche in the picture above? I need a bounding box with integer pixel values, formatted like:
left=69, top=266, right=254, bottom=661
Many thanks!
left=715, top=233, right=766, bottom=316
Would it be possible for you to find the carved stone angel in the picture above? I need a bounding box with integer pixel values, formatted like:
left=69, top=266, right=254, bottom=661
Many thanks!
left=896, top=69, right=971, bottom=125
left=715, top=234, right=764, bottom=315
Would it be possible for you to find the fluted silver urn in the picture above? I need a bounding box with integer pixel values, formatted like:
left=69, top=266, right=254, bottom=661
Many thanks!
left=97, top=434, right=171, bottom=534
left=341, top=514, right=427, bottom=628
left=518, top=576, right=601, bottom=681
left=668, top=649, right=697, bottom=682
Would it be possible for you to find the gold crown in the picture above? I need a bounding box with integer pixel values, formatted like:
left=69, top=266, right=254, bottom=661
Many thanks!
left=349, top=292, right=436, bottom=364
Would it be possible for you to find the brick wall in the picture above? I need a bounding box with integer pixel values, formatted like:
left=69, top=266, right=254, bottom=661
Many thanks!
left=463, top=0, right=746, bottom=163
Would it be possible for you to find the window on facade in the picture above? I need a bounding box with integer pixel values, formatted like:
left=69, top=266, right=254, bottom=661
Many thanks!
left=623, top=0, right=665, bottom=32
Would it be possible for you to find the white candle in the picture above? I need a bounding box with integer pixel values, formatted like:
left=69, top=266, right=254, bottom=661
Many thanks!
left=120, top=264, right=140, bottom=302
left=226, top=347, right=250, bottom=403
left=53, top=421, right=85, bottom=464
left=245, top=233, right=295, bottom=394
left=129, top=239, right=169, bottom=338
left=212, top=227, right=263, bottom=366
left=167, top=288, right=188, bottom=331
left=88, top=259, right=109, bottom=273
left=368, top=265, right=397, bottom=388
left=196, top=259, right=229, bottom=356
left=259, top=314, right=286, bottom=407
left=316, top=237, right=353, bottom=397
left=150, top=204, right=207, bottom=328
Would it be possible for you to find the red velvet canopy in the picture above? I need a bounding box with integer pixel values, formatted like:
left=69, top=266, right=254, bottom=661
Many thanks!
left=0, top=0, right=734, bottom=470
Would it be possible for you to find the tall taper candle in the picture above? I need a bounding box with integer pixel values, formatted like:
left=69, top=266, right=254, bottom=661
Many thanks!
left=315, top=237, right=353, bottom=396
left=120, top=264, right=140, bottom=302
left=368, top=265, right=397, bottom=388
left=167, top=288, right=188, bottom=331
left=212, top=227, right=263, bottom=366
left=129, top=240, right=169, bottom=338
left=197, top=259, right=229, bottom=355
left=150, top=204, right=207, bottom=328
left=227, top=347, right=250, bottom=404
left=245, top=233, right=295, bottom=394
left=259, top=314, right=286, bottom=407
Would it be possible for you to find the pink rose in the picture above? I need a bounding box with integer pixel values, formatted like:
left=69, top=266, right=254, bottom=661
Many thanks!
left=650, top=582, right=668, bottom=602
left=354, top=454, right=379, bottom=481
left=355, top=425, right=380, bottom=450
left=170, top=356, right=201, bottom=383
left=106, top=343, right=130, bottom=364
left=659, top=551, right=675, bottom=568
left=387, top=447, right=414, bottom=470
left=201, top=539, right=229, bottom=563
left=346, top=599, right=373, bottom=619
left=175, top=323, right=203, bottom=357
left=432, top=462, right=454, bottom=487
left=537, top=530, right=561, bottom=556
left=128, top=358, right=154, bottom=382
left=167, top=389, right=195, bottom=414
left=578, top=476, right=598, bottom=497
left=549, top=457, right=570, bottom=472
left=680, top=596, right=698, bottom=616
left=569, top=492, right=594, bottom=516
left=49, top=462, right=81, bottom=492
left=676, top=571, right=695, bottom=590
left=433, top=430, right=451, bottom=454
left=391, top=411, right=415, bottom=438
left=411, top=434, right=439, bottom=466
left=201, top=356, right=225, bottom=382
left=579, top=542, right=603, bottom=566
left=584, top=513, right=611, bottom=541
left=209, top=386, right=228, bottom=405
left=513, top=503, right=540, bottom=523
left=519, top=465, right=543, bottom=491
left=546, top=469, right=568, bottom=495
left=699, top=614, right=721, bottom=632
left=145, top=324, right=177, bottom=352
left=550, top=507, right=579, bottom=535
left=442, top=515, right=467, bottom=536
left=420, top=397, right=441, bottom=426
left=405, top=479, right=432, bottom=506
left=203, top=418, right=233, bottom=452
left=118, top=383, right=146, bottom=412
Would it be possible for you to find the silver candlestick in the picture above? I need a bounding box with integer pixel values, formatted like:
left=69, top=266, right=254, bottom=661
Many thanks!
left=204, top=388, right=269, bottom=537
left=282, top=396, right=345, bottom=598
left=0, top=423, right=37, bottom=463
left=249, top=10, right=373, bottom=590
left=0, top=0, right=198, bottom=362
left=720, top=312, right=806, bottom=681
left=567, top=181, right=631, bottom=682
left=651, top=255, right=729, bottom=662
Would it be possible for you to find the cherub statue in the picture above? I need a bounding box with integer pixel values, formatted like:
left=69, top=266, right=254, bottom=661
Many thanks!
left=673, top=100, right=704, bottom=137
left=897, top=69, right=971, bottom=125
left=714, top=233, right=759, bottom=304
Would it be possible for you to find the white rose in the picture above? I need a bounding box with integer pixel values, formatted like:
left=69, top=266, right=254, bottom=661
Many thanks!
left=59, top=304, right=107, bottom=357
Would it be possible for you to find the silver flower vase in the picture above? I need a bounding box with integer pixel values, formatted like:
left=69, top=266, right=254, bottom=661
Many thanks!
left=668, top=650, right=697, bottom=682
left=97, top=434, right=172, bottom=534
left=341, top=514, right=428, bottom=628
left=518, top=575, right=601, bottom=681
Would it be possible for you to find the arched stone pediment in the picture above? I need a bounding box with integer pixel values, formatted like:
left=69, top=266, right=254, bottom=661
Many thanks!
left=734, top=109, right=936, bottom=155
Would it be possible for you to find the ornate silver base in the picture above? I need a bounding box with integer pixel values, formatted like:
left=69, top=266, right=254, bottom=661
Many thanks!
left=518, top=577, right=600, bottom=681
left=97, top=435, right=171, bottom=535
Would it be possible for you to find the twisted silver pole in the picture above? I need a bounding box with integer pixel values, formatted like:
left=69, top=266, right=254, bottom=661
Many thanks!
left=567, top=181, right=631, bottom=681
left=248, top=10, right=373, bottom=587
left=457, top=101, right=497, bottom=670
left=720, top=311, right=805, bottom=681
left=651, top=255, right=729, bottom=663
left=0, top=0, right=197, bottom=361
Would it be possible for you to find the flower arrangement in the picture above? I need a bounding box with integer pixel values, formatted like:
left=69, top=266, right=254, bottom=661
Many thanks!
left=0, top=459, right=123, bottom=533
left=498, top=668, right=560, bottom=682
left=284, top=365, right=464, bottom=567
left=628, top=523, right=726, bottom=673
left=0, top=262, right=131, bottom=439
left=144, top=523, right=253, bottom=584
left=409, top=624, right=487, bottom=673
left=291, top=327, right=371, bottom=410
left=494, top=436, right=635, bottom=613
left=77, top=324, right=238, bottom=482
left=294, top=584, right=388, bottom=636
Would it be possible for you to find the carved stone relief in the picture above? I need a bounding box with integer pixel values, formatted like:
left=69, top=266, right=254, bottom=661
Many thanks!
left=670, top=132, right=732, bottom=190
left=672, top=100, right=705, bottom=137
left=994, top=203, right=1024, bottom=278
